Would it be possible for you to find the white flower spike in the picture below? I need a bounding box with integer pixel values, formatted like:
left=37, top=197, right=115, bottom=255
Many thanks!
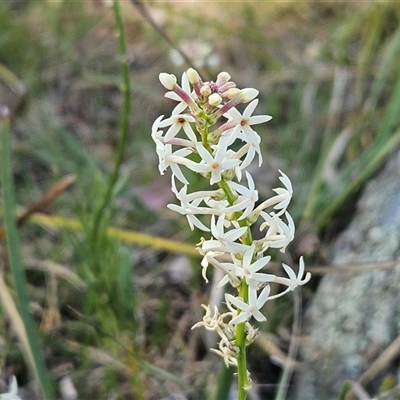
left=153, top=68, right=310, bottom=392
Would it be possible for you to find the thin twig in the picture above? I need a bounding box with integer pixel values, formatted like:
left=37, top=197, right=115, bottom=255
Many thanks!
left=129, top=0, right=211, bottom=79
left=0, top=175, right=76, bottom=241
left=307, top=261, right=397, bottom=275
left=129, top=0, right=191, bottom=66
left=345, top=335, right=400, bottom=400
left=358, top=335, right=400, bottom=387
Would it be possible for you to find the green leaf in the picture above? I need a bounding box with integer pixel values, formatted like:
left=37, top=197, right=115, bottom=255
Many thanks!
left=1, top=108, right=54, bottom=399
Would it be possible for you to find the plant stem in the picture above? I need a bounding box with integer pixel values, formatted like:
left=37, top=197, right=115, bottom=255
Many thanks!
left=90, top=0, right=131, bottom=253
left=218, top=177, right=253, bottom=400
left=236, top=282, right=249, bottom=400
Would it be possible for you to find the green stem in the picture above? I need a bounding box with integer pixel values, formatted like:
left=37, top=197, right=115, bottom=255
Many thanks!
left=236, top=282, right=249, bottom=400
left=201, top=125, right=253, bottom=400
left=90, top=0, right=131, bottom=252
left=1, top=108, right=54, bottom=399
left=218, top=177, right=253, bottom=400
left=218, top=179, right=237, bottom=205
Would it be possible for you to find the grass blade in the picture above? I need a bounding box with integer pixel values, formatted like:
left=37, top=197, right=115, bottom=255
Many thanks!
left=0, top=107, right=54, bottom=398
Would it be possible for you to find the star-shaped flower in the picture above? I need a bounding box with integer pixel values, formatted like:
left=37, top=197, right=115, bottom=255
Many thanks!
left=186, top=139, right=240, bottom=185
left=168, top=178, right=211, bottom=231
left=225, top=285, right=271, bottom=325
left=158, top=113, right=197, bottom=143
left=228, top=171, right=259, bottom=220
left=258, top=211, right=295, bottom=252
left=200, top=214, right=249, bottom=253
left=232, top=245, right=275, bottom=289
left=155, top=142, right=192, bottom=184
left=272, top=257, right=311, bottom=293
left=254, top=170, right=293, bottom=215
left=225, top=99, right=272, bottom=167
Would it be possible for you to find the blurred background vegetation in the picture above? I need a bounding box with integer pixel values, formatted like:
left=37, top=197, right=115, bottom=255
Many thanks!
left=1, top=1, right=400, bottom=399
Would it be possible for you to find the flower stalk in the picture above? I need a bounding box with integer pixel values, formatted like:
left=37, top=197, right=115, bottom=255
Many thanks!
left=152, top=69, right=311, bottom=398
left=90, top=0, right=131, bottom=254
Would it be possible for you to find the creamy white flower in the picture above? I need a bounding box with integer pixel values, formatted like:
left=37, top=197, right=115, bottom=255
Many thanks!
left=225, top=100, right=271, bottom=168
left=226, top=285, right=271, bottom=325
left=231, top=245, right=275, bottom=289
left=226, top=99, right=271, bottom=141
left=168, top=199, right=210, bottom=232
left=200, top=214, right=249, bottom=253
left=158, top=113, right=197, bottom=142
left=168, top=179, right=211, bottom=231
left=164, top=72, right=191, bottom=102
left=224, top=88, right=241, bottom=100
left=170, top=178, right=219, bottom=211
left=215, top=71, right=231, bottom=85
left=199, top=249, right=225, bottom=282
left=163, top=72, right=200, bottom=113
left=186, top=140, right=240, bottom=185
left=192, top=304, right=227, bottom=331
left=272, top=170, right=293, bottom=213
left=245, top=322, right=259, bottom=343
left=228, top=171, right=258, bottom=220
left=273, top=257, right=311, bottom=293
left=200, top=252, right=240, bottom=287
left=254, top=170, right=293, bottom=215
left=203, top=192, right=256, bottom=218
left=200, top=85, right=212, bottom=97
left=258, top=211, right=295, bottom=252
left=155, top=142, right=192, bottom=184
left=151, top=115, right=164, bottom=141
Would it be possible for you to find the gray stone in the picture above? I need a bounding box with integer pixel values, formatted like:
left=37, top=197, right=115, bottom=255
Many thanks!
left=296, top=149, right=400, bottom=399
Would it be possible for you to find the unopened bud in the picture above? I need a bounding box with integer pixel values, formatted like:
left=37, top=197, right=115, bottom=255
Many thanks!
left=233, top=251, right=244, bottom=261
left=213, top=189, right=226, bottom=201
left=187, top=68, right=201, bottom=84
left=209, top=93, right=222, bottom=106
left=200, top=85, right=212, bottom=97
left=241, top=88, right=259, bottom=103
left=225, top=88, right=241, bottom=100
left=221, top=168, right=235, bottom=181
left=246, top=327, right=259, bottom=344
left=225, top=212, right=236, bottom=221
left=216, top=71, right=231, bottom=85
left=207, top=130, right=221, bottom=144
left=246, top=210, right=259, bottom=225
left=159, top=73, right=177, bottom=90
left=253, top=240, right=264, bottom=254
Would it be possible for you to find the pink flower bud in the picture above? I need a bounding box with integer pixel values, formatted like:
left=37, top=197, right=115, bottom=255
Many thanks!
left=216, top=71, right=231, bottom=86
